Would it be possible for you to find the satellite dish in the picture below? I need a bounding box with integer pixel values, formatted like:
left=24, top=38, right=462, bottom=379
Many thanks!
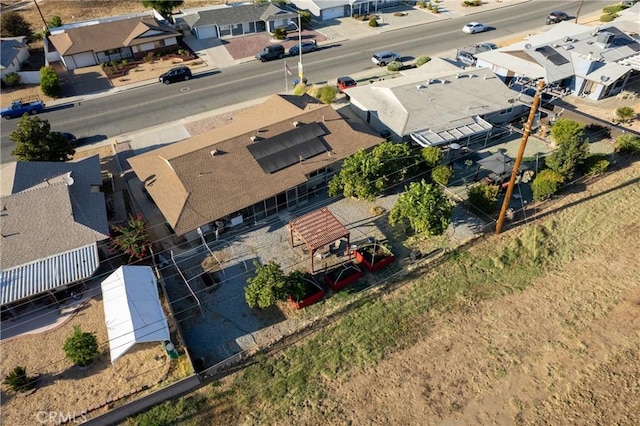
left=450, top=143, right=461, bottom=150
left=63, top=174, right=74, bottom=186
left=600, top=75, right=610, bottom=82
left=524, top=43, right=532, bottom=50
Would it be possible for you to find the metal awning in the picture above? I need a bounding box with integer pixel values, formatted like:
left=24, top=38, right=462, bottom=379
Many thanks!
left=410, top=116, right=493, bottom=147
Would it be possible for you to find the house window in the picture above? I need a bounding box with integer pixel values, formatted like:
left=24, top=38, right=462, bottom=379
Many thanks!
left=154, top=39, right=166, bottom=49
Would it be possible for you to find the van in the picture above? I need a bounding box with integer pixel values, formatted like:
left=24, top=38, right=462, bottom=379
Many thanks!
left=255, top=44, right=285, bottom=62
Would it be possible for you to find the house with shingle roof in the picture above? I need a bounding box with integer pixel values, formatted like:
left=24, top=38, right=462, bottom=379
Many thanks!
left=0, top=156, right=110, bottom=313
left=292, top=0, right=398, bottom=21
left=175, top=2, right=298, bottom=39
left=1, top=37, right=29, bottom=82
left=129, top=94, right=382, bottom=240
left=345, top=58, right=529, bottom=146
left=46, top=12, right=180, bottom=70
left=475, top=21, right=640, bottom=100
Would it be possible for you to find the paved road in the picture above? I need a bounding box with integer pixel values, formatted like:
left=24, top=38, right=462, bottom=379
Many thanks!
left=0, top=1, right=604, bottom=163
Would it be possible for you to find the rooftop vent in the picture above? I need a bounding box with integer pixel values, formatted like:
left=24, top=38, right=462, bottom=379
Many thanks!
left=292, top=121, right=300, bottom=128
left=596, top=31, right=615, bottom=47
left=210, top=149, right=219, bottom=157
left=250, top=136, right=258, bottom=143
left=564, top=44, right=574, bottom=50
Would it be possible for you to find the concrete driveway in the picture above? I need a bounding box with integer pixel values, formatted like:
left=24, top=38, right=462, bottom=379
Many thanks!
left=53, top=62, right=113, bottom=97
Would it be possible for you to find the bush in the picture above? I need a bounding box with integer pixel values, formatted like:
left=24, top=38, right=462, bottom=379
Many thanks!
left=599, top=13, right=616, bottom=22
left=614, top=134, right=640, bottom=154
left=245, top=261, right=288, bottom=309
left=48, top=15, right=62, bottom=28
left=416, top=55, right=431, bottom=66
left=299, top=10, right=312, bottom=24
left=615, top=106, right=635, bottom=123
left=580, top=154, right=610, bottom=176
left=273, top=27, right=287, bottom=40
left=63, top=325, right=99, bottom=367
left=369, top=19, right=378, bottom=27
left=3, top=366, right=36, bottom=393
left=531, top=169, right=564, bottom=201
left=315, top=85, right=338, bottom=104
left=40, top=66, right=61, bottom=98
left=432, top=5, right=439, bottom=13
left=143, top=51, right=155, bottom=63
left=417, top=1, right=427, bottom=8
left=421, top=146, right=444, bottom=168
left=468, top=182, right=499, bottom=215
left=602, top=4, right=625, bottom=14
left=431, top=165, right=452, bottom=185
left=4, top=72, right=21, bottom=86
left=387, top=61, right=402, bottom=72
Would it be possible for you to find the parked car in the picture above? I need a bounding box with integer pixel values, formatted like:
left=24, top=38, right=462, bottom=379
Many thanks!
left=158, top=66, right=192, bottom=84
left=1, top=97, right=45, bottom=119
left=337, top=76, right=358, bottom=93
left=621, top=0, right=638, bottom=6
left=476, top=42, right=499, bottom=51
left=371, top=51, right=400, bottom=66
left=54, top=132, right=77, bottom=145
left=462, top=22, right=488, bottom=34
left=546, top=11, right=569, bottom=24
left=255, top=44, right=285, bottom=62
left=289, top=40, right=318, bottom=56
left=455, top=50, right=477, bottom=66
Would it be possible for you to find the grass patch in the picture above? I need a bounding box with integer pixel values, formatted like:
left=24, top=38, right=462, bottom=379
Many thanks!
left=124, top=393, right=206, bottom=426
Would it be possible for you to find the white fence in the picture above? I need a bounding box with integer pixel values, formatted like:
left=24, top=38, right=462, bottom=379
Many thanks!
left=17, top=71, right=40, bottom=84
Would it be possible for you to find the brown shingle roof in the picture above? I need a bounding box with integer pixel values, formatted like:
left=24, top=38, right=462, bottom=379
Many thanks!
left=48, top=15, right=179, bottom=56
left=130, top=95, right=382, bottom=235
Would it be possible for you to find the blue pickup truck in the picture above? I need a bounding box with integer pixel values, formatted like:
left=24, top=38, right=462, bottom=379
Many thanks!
left=1, top=97, right=45, bottom=119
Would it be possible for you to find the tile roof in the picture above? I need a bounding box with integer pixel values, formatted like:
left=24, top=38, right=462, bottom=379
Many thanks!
left=130, top=94, right=382, bottom=235
left=48, top=15, right=179, bottom=56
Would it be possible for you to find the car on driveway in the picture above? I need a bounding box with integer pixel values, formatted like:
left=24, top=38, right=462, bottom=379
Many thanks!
left=289, top=40, right=318, bottom=56
left=546, top=11, right=569, bottom=24
left=372, top=51, right=400, bottom=66
left=337, top=76, right=357, bottom=93
left=462, top=22, right=488, bottom=34
left=476, top=42, right=499, bottom=51
left=158, top=66, right=192, bottom=84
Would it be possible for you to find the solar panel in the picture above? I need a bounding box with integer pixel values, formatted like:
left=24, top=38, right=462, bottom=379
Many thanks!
left=535, top=45, right=569, bottom=66
left=247, top=123, right=329, bottom=174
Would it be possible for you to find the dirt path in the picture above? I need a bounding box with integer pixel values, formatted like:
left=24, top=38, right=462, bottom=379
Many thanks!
left=314, top=161, right=640, bottom=425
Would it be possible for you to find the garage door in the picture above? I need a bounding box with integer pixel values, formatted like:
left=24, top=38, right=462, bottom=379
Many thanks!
left=71, top=51, right=97, bottom=69
left=196, top=25, right=218, bottom=39
left=322, top=6, right=344, bottom=20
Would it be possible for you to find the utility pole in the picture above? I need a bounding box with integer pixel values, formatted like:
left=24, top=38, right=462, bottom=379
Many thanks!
left=495, top=79, right=545, bottom=234
left=575, top=0, right=585, bottom=24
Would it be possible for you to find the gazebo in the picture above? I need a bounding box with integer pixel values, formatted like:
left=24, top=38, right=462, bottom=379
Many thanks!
left=289, top=207, right=351, bottom=273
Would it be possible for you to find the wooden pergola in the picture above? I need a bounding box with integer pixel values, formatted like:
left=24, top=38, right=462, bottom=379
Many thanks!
left=289, top=207, right=351, bottom=273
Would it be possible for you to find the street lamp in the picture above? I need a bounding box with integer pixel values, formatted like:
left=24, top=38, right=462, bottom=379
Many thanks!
left=293, top=13, right=303, bottom=81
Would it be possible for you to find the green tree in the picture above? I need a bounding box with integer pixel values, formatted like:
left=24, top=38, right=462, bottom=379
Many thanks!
left=10, top=115, right=76, bottom=161
left=615, top=106, right=635, bottom=123
left=286, top=270, right=311, bottom=301
left=245, top=261, right=289, bottom=309
left=545, top=132, right=589, bottom=180
left=389, top=180, right=453, bottom=236
left=110, top=215, right=150, bottom=262
left=549, top=119, right=585, bottom=145
left=63, top=325, right=99, bottom=367
left=140, top=0, right=184, bottom=22
left=3, top=366, right=36, bottom=393
left=421, top=146, right=444, bottom=170
left=431, top=164, right=452, bottom=185
left=1, top=11, right=33, bottom=40
left=531, top=169, right=565, bottom=201
left=329, top=142, right=418, bottom=201
left=48, top=15, right=63, bottom=28
left=614, top=134, right=640, bottom=154
left=467, top=182, right=499, bottom=215
left=40, top=66, right=61, bottom=98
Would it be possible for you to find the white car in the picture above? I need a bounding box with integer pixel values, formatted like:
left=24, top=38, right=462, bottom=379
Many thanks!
left=462, top=22, right=487, bottom=34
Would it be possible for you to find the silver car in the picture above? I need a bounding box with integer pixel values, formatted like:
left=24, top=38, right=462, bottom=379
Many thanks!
left=371, top=51, right=400, bottom=66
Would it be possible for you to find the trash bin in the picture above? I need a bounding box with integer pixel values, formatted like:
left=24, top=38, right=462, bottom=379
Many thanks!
left=163, top=340, right=179, bottom=359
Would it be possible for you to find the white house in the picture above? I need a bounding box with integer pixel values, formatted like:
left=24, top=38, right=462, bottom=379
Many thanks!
left=0, top=37, right=29, bottom=81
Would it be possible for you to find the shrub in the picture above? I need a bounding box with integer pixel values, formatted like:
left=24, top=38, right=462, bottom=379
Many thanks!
left=432, top=5, right=439, bottom=13
left=387, top=61, right=402, bottom=72
left=599, top=13, right=616, bottom=22
left=40, top=66, right=61, bottom=98
left=467, top=182, right=499, bottom=215
left=421, top=146, right=444, bottom=168
left=315, top=85, right=338, bottom=104
left=273, top=27, right=287, bottom=40
left=581, top=154, right=610, bottom=176
left=177, top=49, right=186, bottom=55
left=352, top=13, right=360, bottom=19
left=531, top=169, right=564, bottom=201
left=431, top=165, right=453, bottom=185
left=48, top=15, right=62, bottom=28
left=416, top=55, right=431, bottom=66
left=615, top=106, right=635, bottom=123
left=602, top=4, right=624, bottom=14
left=614, top=134, right=640, bottom=154
left=143, top=51, right=155, bottom=63
left=299, top=10, right=312, bottom=24
left=63, top=325, right=99, bottom=367
left=369, top=19, right=378, bottom=27
left=245, top=261, right=288, bottom=309
left=3, top=366, right=36, bottom=393
left=4, top=72, right=21, bottom=86
left=370, top=205, right=385, bottom=215
left=417, top=1, right=427, bottom=8
left=426, top=2, right=432, bottom=10
left=292, top=82, right=307, bottom=95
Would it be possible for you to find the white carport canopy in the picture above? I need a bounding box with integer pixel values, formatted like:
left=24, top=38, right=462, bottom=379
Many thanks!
left=101, top=266, right=170, bottom=363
